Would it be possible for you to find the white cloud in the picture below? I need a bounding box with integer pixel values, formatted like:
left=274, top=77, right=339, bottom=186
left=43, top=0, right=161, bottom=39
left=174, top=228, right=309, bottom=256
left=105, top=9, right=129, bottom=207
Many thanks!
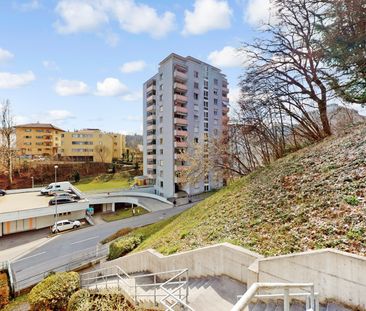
left=121, top=91, right=142, bottom=102
left=47, top=110, right=75, bottom=121
left=244, top=0, right=275, bottom=26
left=0, top=48, right=14, bottom=63
left=96, top=77, right=128, bottom=96
left=13, top=0, right=41, bottom=11
left=120, top=60, right=146, bottom=73
left=54, top=0, right=176, bottom=38
left=42, top=60, right=59, bottom=70
left=208, top=46, right=248, bottom=68
left=54, top=0, right=109, bottom=34
left=0, top=71, right=35, bottom=89
left=54, top=79, right=89, bottom=96
left=182, top=0, right=232, bottom=35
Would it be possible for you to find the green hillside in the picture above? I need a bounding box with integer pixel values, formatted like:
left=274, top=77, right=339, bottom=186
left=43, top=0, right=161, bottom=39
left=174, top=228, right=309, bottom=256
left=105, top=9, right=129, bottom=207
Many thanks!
left=134, top=125, right=366, bottom=257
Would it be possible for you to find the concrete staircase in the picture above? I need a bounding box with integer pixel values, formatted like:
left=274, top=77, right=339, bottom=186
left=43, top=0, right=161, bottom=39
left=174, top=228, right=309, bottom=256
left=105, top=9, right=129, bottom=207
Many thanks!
left=248, top=301, right=354, bottom=311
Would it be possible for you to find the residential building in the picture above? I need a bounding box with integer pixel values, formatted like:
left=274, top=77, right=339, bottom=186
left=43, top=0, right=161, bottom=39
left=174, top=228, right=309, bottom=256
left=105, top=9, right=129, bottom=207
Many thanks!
left=15, top=123, right=65, bottom=158
left=143, top=53, right=229, bottom=198
left=60, top=129, right=125, bottom=163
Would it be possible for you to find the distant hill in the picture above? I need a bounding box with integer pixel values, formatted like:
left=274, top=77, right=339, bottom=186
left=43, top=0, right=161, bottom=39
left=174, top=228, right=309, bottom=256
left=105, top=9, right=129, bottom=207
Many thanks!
left=125, top=134, right=142, bottom=148
left=135, top=123, right=366, bottom=257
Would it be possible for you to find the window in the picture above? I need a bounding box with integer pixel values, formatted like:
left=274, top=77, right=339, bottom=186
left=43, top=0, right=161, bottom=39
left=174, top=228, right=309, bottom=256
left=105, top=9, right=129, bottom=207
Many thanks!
left=159, top=94, right=163, bottom=102
left=194, top=114, right=199, bottom=120
left=36, top=136, right=43, bottom=139
left=160, top=149, right=163, bottom=155
left=204, top=90, right=208, bottom=99
left=194, top=82, right=199, bottom=89
left=214, top=129, right=218, bottom=136
left=194, top=127, right=199, bottom=133
left=194, top=137, right=199, bottom=143
left=159, top=84, right=163, bottom=91
left=159, top=127, right=163, bottom=134
left=160, top=170, right=163, bottom=177
left=204, top=111, right=209, bottom=120
left=159, top=73, right=163, bottom=80
left=204, top=101, right=208, bottom=109
left=194, top=93, right=199, bottom=100
left=204, top=80, right=208, bottom=89
left=214, top=119, right=218, bottom=125
left=160, top=181, right=164, bottom=188
left=204, top=122, right=209, bottom=131
left=214, top=78, right=218, bottom=86
left=194, top=71, right=199, bottom=78
left=159, top=116, right=163, bottom=123
left=160, top=106, right=163, bottom=112
left=213, top=88, right=218, bottom=95
left=160, top=138, right=163, bottom=144
left=214, top=98, right=218, bottom=105
left=160, top=160, right=164, bottom=166
left=204, top=184, right=210, bottom=192
left=214, top=109, right=218, bottom=116
left=24, top=136, right=32, bottom=139
left=25, top=129, right=31, bottom=132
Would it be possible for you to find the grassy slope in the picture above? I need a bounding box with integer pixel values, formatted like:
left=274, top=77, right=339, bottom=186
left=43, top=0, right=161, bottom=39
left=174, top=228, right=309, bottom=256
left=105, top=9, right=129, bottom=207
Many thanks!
left=135, top=125, right=366, bottom=256
left=75, top=173, right=132, bottom=192
left=102, top=207, right=149, bottom=222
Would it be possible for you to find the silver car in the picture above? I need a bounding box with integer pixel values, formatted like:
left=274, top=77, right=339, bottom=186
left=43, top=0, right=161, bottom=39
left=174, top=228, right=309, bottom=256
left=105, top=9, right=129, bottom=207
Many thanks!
left=51, top=220, right=81, bottom=233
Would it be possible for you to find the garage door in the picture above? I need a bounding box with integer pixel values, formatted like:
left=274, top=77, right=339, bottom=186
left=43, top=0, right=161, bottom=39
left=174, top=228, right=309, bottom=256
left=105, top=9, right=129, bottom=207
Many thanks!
left=2, top=218, right=36, bottom=235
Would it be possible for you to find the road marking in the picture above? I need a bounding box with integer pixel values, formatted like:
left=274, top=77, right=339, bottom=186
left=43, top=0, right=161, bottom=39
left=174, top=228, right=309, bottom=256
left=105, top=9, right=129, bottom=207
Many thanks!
left=13, top=251, right=46, bottom=263
left=71, top=236, right=99, bottom=245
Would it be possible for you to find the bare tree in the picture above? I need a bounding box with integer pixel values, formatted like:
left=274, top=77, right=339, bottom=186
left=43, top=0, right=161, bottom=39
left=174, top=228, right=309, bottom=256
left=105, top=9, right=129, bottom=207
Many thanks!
left=0, top=100, right=16, bottom=185
left=94, top=145, right=110, bottom=163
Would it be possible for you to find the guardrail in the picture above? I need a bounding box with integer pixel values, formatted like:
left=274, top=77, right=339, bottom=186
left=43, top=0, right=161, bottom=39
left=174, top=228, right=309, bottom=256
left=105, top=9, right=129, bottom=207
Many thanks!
left=12, top=245, right=108, bottom=293
left=80, top=266, right=192, bottom=310
left=232, top=283, right=319, bottom=311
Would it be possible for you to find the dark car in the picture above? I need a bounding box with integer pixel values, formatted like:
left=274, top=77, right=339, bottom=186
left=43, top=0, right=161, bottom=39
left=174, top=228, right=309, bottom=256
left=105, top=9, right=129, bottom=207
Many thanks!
left=49, top=197, right=76, bottom=206
left=0, top=189, right=6, bottom=196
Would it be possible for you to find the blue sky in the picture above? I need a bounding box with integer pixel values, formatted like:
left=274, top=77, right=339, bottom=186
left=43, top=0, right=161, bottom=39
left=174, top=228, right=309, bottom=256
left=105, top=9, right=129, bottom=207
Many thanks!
left=0, top=0, right=269, bottom=134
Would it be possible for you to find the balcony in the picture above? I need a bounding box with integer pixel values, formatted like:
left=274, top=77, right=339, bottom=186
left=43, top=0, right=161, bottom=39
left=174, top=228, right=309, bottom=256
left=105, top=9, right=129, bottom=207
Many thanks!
left=146, top=94, right=155, bottom=103
left=174, top=141, right=188, bottom=148
left=223, top=106, right=229, bottom=114
left=147, top=114, right=156, bottom=122
left=147, top=163, right=156, bottom=169
left=147, top=104, right=156, bottom=112
left=174, top=70, right=187, bottom=82
left=174, top=117, right=188, bottom=126
left=223, top=96, right=229, bottom=103
left=174, top=165, right=187, bottom=172
left=174, top=82, right=187, bottom=92
left=174, top=176, right=185, bottom=183
left=222, top=115, right=229, bottom=123
left=147, top=144, right=156, bottom=150
left=147, top=154, right=156, bottom=160
left=174, top=105, right=188, bottom=114
left=146, top=84, right=156, bottom=93
left=147, top=124, right=156, bottom=131
left=174, top=94, right=188, bottom=103
left=147, top=132, right=156, bottom=139
left=174, top=129, right=188, bottom=137
left=222, top=86, right=229, bottom=94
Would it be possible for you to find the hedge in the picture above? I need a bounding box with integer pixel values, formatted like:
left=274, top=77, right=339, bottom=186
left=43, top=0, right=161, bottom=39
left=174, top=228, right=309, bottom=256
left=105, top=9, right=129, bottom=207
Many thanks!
left=28, top=272, right=80, bottom=311
left=109, top=234, right=144, bottom=260
left=0, top=272, right=10, bottom=309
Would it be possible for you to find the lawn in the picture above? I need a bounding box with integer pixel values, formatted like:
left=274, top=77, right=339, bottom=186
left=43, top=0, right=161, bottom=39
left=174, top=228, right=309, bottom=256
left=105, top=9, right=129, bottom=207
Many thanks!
left=74, top=173, right=133, bottom=192
left=102, top=207, right=149, bottom=222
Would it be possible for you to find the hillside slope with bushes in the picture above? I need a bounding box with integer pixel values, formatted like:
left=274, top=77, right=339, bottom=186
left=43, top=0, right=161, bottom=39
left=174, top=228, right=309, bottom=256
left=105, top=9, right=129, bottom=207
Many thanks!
left=134, top=124, right=366, bottom=256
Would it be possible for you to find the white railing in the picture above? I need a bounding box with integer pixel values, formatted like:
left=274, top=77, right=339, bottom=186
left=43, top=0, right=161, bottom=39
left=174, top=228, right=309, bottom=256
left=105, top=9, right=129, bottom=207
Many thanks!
left=80, top=266, right=192, bottom=310
left=232, top=283, right=319, bottom=311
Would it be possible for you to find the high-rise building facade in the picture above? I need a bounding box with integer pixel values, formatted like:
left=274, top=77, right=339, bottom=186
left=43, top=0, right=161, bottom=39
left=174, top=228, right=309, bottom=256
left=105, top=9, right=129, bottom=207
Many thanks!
left=143, top=53, right=229, bottom=198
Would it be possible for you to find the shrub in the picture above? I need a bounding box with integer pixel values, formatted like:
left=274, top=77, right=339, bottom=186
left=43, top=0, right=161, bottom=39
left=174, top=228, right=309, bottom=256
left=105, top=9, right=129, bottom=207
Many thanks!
left=101, top=227, right=132, bottom=244
left=109, top=234, right=143, bottom=260
left=73, top=171, right=80, bottom=183
left=67, top=289, right=91, bottom=311
left=0, top=272, right=10, bottom=309
left=28, top=272, right=80, bottom=311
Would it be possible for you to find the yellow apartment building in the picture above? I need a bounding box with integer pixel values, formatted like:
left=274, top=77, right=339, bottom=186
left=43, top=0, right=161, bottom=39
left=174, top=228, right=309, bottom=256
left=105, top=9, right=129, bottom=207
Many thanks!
left=60, top=129, right=125, bottom=163
left=15, top=123, right=65, bottom=158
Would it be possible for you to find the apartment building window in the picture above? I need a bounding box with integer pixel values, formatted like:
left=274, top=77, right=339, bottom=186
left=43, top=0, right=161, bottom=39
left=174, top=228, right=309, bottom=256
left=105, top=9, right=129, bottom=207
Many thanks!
left=159, top=84, right=163, bottom=91
left=204, top=122, right=209, bottom=131
left=159, top=116, right=163, bottom=123
left=160, top=149, right=163, bottom=155
left=214, top=119, right=218, bottom=125
left=204, top=111, right=209, bottom=120
left=194, top=71, right=199, bottom=78
left=213, top=88, right=218, bottom=95
left=214, top=98, right=218, bottom=105
left=204, top=90, right=208, bottom=100
left=194, top=114, right=199, bottom=120
left=160, top=181, right=164, bottom=188
left=159, top=73, right=163, bottom=80
left=194, top=127, right=199, bottom=133
left=214, top=78, right=218, bottom=86
left=24, top=136, right=32, bottom=139
left=159, top=106, right=163, bottom=112
left=160, top=138, right=163, bottom=144
left=194, top=138, right=199, bottom=143
left=160, top=160, right=164, bottom=166
left=25, top=129, right=31, bottom=132
left=194, top=104, right=199, bottom=111
left=204, top=101, right=208, bottom=109
left=214, top=109, right=218, bottom=116
left=24, top=142, right=31, bottom=145
left=194, top=93, right=199, bottom=100
left=160, top=170, right=163, bottom=177
left=194, top=82, right=199, bottom=89
left=159, top=94, right=163, bottom=102
left=214, top=129, right=218, bottom=136
left=204, top=80, right=208, bottom=89
left=36, top=129, right=44, bottom=132
left=36, top=136, right=43, bottom=139
left=159, top=127, right=163, bottom=134
left=204, top=184, right=210, bottom=192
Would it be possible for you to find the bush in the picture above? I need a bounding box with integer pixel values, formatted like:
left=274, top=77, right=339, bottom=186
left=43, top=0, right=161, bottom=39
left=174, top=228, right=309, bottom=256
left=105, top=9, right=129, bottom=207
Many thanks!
left=109, top=234, right=144, bottom=260
left=73, top=171, right=80, bottom=183
left=101, top=227, right=132, bottom=244
left=28, top=272, right=80, bottom=311
left=67, top=289, right=91, bottom=311
left=344, top=195, right=360, bottom=206
left=0, top=272, right=10, bottom=309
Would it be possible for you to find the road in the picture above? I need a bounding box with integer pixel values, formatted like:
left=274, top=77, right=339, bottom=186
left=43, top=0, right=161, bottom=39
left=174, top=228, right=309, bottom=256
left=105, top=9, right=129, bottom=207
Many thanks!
left=10, top=203, right=195, bottom=288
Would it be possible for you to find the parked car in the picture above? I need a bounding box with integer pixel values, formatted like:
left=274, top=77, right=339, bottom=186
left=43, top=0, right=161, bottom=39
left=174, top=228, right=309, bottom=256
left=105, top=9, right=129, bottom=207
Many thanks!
left=53, top=192, right=78, bottom=200
left=48, top=197, right=76, bottom=206
left=0, top=189, right=6, bottom=196
left=41, top=182, right=71, bottom=196
left=51, top=220, right=81, bottom=233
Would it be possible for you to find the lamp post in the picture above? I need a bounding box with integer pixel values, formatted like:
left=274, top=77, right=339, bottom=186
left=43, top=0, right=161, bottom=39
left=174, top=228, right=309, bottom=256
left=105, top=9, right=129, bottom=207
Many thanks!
left=54, top=165, right=59, bottom=225
left=31, top=176, right=34, bottom=189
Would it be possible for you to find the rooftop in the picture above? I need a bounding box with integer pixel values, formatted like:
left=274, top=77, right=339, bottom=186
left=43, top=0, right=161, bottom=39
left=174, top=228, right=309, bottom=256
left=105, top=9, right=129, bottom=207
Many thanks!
left=15, top=123, right=65, bottom=132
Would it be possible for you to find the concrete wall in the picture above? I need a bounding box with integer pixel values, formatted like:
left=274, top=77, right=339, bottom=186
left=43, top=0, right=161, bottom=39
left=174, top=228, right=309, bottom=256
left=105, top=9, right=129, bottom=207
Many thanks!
left=103, top=243, right=366, bottom=309
left=102, top=243, right=261, bottom=283
left=251, top=249, right=366, bottom=308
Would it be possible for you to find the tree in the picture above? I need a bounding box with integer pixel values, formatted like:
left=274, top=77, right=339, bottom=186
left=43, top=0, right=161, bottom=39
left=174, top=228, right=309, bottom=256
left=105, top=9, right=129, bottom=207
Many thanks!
left=0, top=100, right=15, bottom=185
left=94, top=145, right=110, bottom=163
left=317, top=0, right=366, bottom=103
left=240, top=0, right=332, bottom=138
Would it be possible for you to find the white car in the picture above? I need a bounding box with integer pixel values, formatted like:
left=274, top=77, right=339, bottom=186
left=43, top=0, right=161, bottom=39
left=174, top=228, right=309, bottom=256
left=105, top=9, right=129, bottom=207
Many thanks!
left=51, top=220, right=81, bottom=233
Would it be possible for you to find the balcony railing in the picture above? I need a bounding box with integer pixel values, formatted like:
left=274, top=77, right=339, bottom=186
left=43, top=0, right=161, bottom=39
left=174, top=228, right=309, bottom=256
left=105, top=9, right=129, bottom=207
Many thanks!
left=147, top=124, right=156, bottom=131
left=174, top=105, right=188, bottom=114
left=174, top=141, right=188, bottom=148
left=174, top=82, right=187, bottom=92
left=146, top=94, right=155, bottom=103
left=174, top=94, right=188, bottom=103
left=147, top=104, right=156, bottom=112
left=147, top=154, right=156, bottom=160
left=174, top=165, right=187, bottom=171
left=223, top=106, right=229, bottom=114
left=174, top=117, right=188, bottom=126
left=174, top=129, right=188, bottom=137
left=147, top=144, right=156, bottom=150
left=223, top=96, right=229, bottom=103
left=222, top=86, right=229, bottom=94
left=174, top=70, right=187, bottom=82
left=146, top=84, right=156, bottom=93
left=147, top=163, right=156, bottom=169
left=147, top=114, right=156, bottom=122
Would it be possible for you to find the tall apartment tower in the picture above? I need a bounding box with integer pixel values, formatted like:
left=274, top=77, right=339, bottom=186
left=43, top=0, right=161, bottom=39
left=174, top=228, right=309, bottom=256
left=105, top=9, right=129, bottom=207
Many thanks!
left=143, top=53, right=229, bottom=198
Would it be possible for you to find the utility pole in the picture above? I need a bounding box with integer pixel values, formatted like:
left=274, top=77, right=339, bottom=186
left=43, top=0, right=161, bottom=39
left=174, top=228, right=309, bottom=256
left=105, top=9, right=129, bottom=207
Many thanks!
left=54, top=165, right=59, bottom=226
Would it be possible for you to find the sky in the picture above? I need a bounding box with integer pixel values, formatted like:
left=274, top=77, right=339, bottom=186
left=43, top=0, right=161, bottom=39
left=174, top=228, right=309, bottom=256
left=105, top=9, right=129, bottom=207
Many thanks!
left=0, top=0, right=272, bottom=134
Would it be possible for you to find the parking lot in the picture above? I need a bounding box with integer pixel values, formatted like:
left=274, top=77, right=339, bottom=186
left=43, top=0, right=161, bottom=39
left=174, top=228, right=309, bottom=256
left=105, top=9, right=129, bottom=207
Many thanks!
left=0, top=192, right=50, bottom=213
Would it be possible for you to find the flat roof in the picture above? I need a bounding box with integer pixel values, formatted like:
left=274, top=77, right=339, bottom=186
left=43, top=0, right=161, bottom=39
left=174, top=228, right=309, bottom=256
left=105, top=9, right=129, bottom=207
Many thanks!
left=15, top=123, right=65, bottom=132
left=0, top=192, right=51, bottom=213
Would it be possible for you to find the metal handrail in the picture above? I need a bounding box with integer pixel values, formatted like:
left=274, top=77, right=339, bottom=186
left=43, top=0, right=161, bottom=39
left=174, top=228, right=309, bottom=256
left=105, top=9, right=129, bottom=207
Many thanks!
left=232, top=282, right=318, bottom=311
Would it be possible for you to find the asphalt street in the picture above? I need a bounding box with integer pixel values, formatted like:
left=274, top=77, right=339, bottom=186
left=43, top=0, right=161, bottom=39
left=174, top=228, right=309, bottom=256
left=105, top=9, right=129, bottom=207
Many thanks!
left=10, top=203, right=195, bottom=287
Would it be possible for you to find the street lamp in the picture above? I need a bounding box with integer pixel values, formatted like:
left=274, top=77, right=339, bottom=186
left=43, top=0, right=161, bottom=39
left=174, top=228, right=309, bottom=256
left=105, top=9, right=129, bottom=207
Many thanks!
left=31, top=176, right=34, bottom=188
left=54, top=165, right=59, bottom=226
